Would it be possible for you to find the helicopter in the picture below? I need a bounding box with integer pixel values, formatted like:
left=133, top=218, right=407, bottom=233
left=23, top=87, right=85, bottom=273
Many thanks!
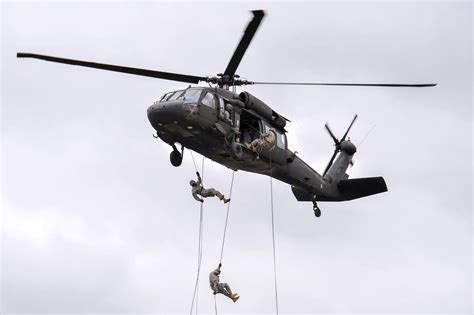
left=17, top=10, right=436, bottom=217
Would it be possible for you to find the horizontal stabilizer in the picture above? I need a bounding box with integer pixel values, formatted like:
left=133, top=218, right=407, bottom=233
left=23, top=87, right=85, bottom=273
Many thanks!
left=338, top=177, right=387, bottom=200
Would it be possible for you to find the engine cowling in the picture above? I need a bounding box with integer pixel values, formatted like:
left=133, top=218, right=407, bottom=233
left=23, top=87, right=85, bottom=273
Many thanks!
left=239, top=92, right=286, bottom=129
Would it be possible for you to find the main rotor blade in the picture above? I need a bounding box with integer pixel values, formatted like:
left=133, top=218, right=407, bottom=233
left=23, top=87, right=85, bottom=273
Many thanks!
left=341, top=114, right=358, bottom=142
left=323, top=150, right=338, bottom=176
left=17, top=53, right=207, bottom=84
left=223, top=10, right=265, bottom=77
left=251, top=82, right=437, bottom=87
left=325, top=123, right=339, bottom=144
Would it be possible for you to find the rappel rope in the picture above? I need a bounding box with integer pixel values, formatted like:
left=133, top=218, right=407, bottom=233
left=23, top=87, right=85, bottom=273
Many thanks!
left=214, top=295, right=218, bottom=315
left=269, top=151, right=279, bottom=315
left=190, top=150, right=199, bottom=173
left=190, top=154, right=205, bottom=315
left=219, top=171, right=236, bottom=264
left=189, top=150, right=278, bottom=315
left=214, top=170, right=236, bottom=315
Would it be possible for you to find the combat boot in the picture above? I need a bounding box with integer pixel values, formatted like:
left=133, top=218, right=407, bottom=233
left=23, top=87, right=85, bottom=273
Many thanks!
left=231, top=293, right=240, bottom=302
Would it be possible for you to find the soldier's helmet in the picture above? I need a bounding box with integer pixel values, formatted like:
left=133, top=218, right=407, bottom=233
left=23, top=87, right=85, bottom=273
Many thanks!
left=190, top=180, right=197, bottom=186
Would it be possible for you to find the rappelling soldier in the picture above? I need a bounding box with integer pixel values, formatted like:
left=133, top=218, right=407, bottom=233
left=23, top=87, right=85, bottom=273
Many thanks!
left=209, top=263, right=239, bottom=302
left=190, top=172, right=231, bottom=204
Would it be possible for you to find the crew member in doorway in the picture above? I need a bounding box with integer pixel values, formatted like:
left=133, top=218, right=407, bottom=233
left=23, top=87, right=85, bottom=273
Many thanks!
left=245, top=128, right=277, bottom=153
left=190, top=172, right=231, bottom=204
left=224, top=103, right=233, bottom=125
left=209, top=264, right=239, bottom=302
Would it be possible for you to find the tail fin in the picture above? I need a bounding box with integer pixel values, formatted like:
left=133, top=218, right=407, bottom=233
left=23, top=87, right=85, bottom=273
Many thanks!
left=338, top=176, right=388, bottom=200
left=324, top=140, right=356, bottom=182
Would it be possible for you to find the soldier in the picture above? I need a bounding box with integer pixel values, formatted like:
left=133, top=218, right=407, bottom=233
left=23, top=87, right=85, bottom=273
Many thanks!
left=245, top=128, right=277, bottom=153
left=224, top=103, right=233, bottom=125
left=190, top=172, right=231, bottom=204
left=209, top=264, right=239, bottom=302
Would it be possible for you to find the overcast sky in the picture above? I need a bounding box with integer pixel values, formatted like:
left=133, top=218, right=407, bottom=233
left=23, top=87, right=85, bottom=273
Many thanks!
left=1, top=1, right=472, bottom=314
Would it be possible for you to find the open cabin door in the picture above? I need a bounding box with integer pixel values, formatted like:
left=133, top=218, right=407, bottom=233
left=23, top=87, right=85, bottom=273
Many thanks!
left=240, top=109, right=288, bottom=165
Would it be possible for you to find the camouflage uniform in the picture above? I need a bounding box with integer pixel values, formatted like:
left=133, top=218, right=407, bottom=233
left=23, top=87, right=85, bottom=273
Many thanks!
left=190, top=173, right=229, bottom=203
left=246, top=129, right=277, bottom=152
left=209, top=267, right=239, bottom=302
left=224, top=103, right=233, bottom=125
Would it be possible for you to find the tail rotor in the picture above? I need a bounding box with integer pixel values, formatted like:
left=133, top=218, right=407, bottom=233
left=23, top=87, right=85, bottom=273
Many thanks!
left=323, top=114, right=358, bottom=176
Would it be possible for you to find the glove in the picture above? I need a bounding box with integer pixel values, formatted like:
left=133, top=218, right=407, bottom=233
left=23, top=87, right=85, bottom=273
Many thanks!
left=200, top=199, right=204, bottom=203
left=218, top=263, right=222, bottom=269
left=196, top=171, right=200, bottom=177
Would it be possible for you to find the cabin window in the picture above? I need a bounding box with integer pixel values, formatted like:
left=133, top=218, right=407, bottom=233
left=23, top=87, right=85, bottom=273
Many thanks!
left=263, top=123, right=286, bottom=149
left=276, top=130, right=286, bottom=148
left=178, top=89, right=202, bottom=102
left=201, top=92, right=216, bottom=109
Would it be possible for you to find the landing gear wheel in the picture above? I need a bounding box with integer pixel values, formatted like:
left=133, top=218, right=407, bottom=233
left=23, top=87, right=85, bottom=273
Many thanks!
left=313, top=207, right=321, bottom=217
left=170, top=150, right=182, bottom=167
left=230, top=141, right=243, bottom=159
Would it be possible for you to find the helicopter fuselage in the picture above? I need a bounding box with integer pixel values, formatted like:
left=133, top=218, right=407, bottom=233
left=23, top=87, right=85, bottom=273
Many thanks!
left=147, top=86, right=351, bottom=202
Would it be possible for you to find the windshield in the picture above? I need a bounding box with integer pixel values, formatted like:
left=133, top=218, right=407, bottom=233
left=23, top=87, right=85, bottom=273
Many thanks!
left=159, top=92, right=172, bottom=102
left=167, top=90, right=185, bottom=101
left=178, top=89, right=202, bottom=102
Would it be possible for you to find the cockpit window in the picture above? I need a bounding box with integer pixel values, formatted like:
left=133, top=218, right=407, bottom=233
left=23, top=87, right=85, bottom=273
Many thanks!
left=167, top=90, right=185, bottom=101
left=160, top=92, right=172, bottom=102
left=177, top=89, right=202, bottom=102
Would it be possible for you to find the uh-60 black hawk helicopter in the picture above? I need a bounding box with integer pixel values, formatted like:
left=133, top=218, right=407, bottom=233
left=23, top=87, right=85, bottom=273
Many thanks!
left=17, top=10, right=436, bottom=217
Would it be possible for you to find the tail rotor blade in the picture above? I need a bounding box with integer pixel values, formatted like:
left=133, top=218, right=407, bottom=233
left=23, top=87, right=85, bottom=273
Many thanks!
left=325, top=123, right=339, bottom=144
left=341, top=114, right=358, bottom=142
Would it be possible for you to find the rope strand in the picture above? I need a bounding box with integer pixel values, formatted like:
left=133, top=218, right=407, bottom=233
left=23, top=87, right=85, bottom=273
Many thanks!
left=189, top=202, right=204, bottom=315
left=269, top=152, right=279, bottom=315
left=190, top=151, right=198, bottom=173
left=214, top=294, right=218, bottom=315
left=189, top=156, right=206, bottom=315
left=219, top=171, right=236, bottom=264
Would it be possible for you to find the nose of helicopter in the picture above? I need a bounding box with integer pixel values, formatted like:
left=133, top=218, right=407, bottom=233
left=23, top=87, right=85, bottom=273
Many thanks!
left=147, top=101, right=182, bottom=129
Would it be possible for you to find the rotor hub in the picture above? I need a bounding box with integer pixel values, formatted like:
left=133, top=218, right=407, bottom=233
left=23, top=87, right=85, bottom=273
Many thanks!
left=340, top=140, right=357, bottom=155
left=206, top=74, right=253, bottom=87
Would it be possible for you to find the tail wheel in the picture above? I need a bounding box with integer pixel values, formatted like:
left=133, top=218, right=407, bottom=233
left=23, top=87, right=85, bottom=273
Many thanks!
left=313, top=207, right=321, bottom=217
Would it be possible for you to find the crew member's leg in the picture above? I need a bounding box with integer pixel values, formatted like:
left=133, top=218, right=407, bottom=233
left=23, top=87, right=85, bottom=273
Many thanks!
left=220, top=283, right=239, bottom=302
left=222, top=283, right=233, bottom=295
left=217, top=283, right=232, bottom=298
left=208, top=188, right=223, bottom=199
left=202, top=188, right=230, bottom=203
